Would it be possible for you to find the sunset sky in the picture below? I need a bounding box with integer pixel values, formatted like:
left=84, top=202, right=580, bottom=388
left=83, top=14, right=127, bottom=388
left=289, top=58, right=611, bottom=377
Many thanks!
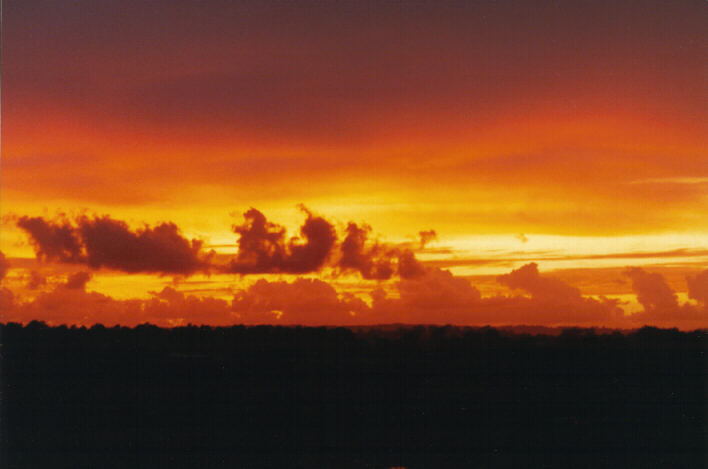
left=1, top=0, right=706, bottom=328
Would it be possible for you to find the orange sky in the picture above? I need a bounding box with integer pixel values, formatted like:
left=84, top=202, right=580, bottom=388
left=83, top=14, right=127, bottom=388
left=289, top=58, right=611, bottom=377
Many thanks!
left=1, top=0, right=707, bottom=328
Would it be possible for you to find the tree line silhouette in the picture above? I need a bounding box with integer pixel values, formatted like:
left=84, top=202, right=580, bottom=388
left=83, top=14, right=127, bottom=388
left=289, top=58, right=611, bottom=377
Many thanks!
left=2, top=322, right=706, bottom=468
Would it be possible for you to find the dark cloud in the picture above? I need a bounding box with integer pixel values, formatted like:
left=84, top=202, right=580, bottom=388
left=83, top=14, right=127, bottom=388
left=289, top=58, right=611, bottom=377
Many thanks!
left=78, top=216, right=210, bottom=274
left=338, top=222, right=396, bottom=280
left=337, top=222, right=429, bottom=280
left=17, top=216, right=84, bottom=263
left=397, top=249, right=427, bottom=279
left=227, top=207, right=336, bottom=274
left=419, top=229, right=437, bottom=248
left=64, top=271, right=92, bottom=290
left=17, top=215, right=210, bottom=275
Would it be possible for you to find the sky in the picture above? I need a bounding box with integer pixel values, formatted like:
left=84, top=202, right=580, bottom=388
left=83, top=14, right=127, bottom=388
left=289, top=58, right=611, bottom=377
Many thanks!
left=1, top=0, right=707, bottom=328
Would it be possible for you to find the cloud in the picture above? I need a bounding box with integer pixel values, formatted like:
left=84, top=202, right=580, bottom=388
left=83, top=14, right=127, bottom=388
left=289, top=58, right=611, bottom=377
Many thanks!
left=338, top=222, right=396, bottom=280
left=17, top=215, right=210, bottom=275
left=624, top=267, right=707, bottom=328
left=231, top=278, right=367, bottom=325
left=2, top=282, right=234, bottom=327
left=17, top=216, right=84, bottom=263
left=397, top=249, right=427, bottom=279
left=497, top=263, right=583, bottom=302
left=687, top=269, right=708, bottom=306
left=26, top=271, right=47, bottom=290
left=142, top=287, right=235, bottom=326
left=365, top=263, right=622, bottom=326
left=15, top=208, right=430, bottom=282
left=419, top=229, right=437, bottom=248
left=493, top=263, right=623, bottom=325
left=623, top=267, right=679, bottom=313
left=2, top=262, right=704, bottom=329
left=226, top=207, right=336, bottom=274
left=369, top=267, right=482, bottom=324
left=337, top=222, right=428, bottom=280
left=64, top=271, right=92, bottom=290
left=420, top=248, right=708, bottom=270
left=0, top=251, right=9, bottom=283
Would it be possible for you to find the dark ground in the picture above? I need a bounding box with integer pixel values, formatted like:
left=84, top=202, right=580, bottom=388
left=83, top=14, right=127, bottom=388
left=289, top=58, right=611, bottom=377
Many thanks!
left=1, top=322, right=706, bottom=468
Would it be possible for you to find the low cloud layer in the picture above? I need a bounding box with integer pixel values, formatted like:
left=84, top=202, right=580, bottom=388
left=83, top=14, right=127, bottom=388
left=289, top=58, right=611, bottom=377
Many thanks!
left=4, top=262, right=704, bottom=329
left=232, top=278, right=367, bottom=325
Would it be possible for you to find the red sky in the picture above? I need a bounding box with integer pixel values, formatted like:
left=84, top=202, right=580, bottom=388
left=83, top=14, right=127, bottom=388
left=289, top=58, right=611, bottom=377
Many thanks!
left=1, top=0, right=707, bottom=328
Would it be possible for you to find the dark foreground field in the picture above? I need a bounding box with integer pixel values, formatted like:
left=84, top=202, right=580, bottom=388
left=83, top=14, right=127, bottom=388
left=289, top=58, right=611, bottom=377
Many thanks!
left=1, top=323, right=706, bottom=468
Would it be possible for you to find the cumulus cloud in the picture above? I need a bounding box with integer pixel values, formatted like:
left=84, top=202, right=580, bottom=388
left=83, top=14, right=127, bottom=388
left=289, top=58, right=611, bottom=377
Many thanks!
left=17, top=215, right=210, bottom=275
left=64, top=271, right=92, bottom=290
left=337, top=222, right=428, bottom=280
left=497, top=263, right=583, bottom=303
left=493, top=263, right=622, bottom=325
left=397, top=250, right=427, bottom=279
left=687, top=269, right=708, bottom=306
left=15, top=208, right=433, bottom=282
left=226, top=207, right=336, bottom=274
left=419, top=229, right=437, bottom=248
left=623, top=267, right=679, bottom=313
left=369, top=268, right=482, bottom=324
left=232, top=278, right=367, bottom=325
left=2, top=282, right=234, bottom=327
left=16, top=216, right=84, bottom=263
left=338, top=222, right=396, bottom=280
left=624, top=267, right=707, bottom=328
left=365, top=263, right=622, bottom=326
left=142, top=287, right=235, bottom=326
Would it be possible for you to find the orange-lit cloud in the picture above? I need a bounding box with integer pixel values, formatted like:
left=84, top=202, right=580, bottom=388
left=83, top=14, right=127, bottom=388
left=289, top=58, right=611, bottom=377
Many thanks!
left=687, top=270, right=708, bottom=306
left=232, top=278, right=367, bottom=326
left=624, top=267, right=707, bottom=329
